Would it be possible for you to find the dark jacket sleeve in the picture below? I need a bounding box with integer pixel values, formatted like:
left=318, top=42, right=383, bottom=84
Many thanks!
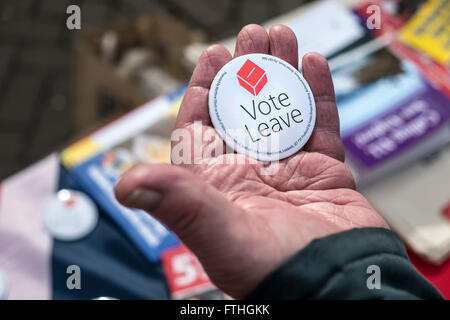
left=247, top=228, right=443, bottom=300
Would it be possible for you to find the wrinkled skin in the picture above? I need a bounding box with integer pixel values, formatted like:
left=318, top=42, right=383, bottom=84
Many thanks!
left=115, top=24, right=388, bottom=299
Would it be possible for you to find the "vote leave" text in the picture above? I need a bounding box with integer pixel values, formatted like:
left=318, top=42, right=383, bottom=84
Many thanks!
left=240, top=92, right=303, bottom=142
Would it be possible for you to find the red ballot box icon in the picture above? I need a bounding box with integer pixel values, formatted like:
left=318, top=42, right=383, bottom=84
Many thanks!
left=237, top=59, right=267, bottom=96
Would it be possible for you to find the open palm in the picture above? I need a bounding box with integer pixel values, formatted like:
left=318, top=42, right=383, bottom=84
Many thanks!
left=115, top=25, right=388, bottom=298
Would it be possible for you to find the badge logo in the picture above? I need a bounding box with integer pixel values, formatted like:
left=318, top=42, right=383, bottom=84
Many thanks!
left=237, top=59, right=267, bottom=96
left=209, top=53, right=316, bottom=161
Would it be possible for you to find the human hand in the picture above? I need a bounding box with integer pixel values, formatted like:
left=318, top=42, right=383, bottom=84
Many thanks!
left=114, top=24, right=388, bottom=299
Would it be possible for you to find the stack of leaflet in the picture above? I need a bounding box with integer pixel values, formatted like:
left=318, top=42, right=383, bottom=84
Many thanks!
left=399, top=0, right=450, bottom=67
left=61, top=86, right=187, bottom=263
left=334, top=39, right=450, bottom=263
left=354, top=0, right=450, bottom=96
left=331, top=41, right=450, bottom=187
left=345, top=0, right=450, bottom=263
left=320, top=0, right=450, bottom=188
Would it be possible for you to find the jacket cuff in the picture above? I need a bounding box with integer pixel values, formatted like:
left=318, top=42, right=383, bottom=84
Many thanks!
left=247, top=228, right=443, bottom=300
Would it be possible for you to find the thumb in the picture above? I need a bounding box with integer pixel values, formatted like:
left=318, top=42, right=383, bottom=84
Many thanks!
left=114, top=164, right=242, bottom=253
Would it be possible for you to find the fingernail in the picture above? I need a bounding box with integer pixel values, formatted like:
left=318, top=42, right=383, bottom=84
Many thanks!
left=122, top=188, right=161, bottom=211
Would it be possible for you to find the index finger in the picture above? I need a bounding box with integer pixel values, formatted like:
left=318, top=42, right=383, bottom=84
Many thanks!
left=176, top=45, right=232, bottom=129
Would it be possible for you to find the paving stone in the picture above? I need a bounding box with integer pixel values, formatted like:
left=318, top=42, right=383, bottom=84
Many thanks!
left=1, top=20, right=61, bottom=44
left=0, top=0, right=34, bottom=22
left=8, top=0, right=34, bottom=12
left=28, top=77, right=73, bottom=159
left=277, top=0, right=306, bottom=14
left=40, top=0, right=74, bottom=18
left=0, top=73, right=42, bottom=125
left=0, top=131, right=23, bottom=160
left=0, top=45, right=14, bottom=88
left=82, top=2, right=112, bottom=26
left=170, top=0, right=232, bottom=31
left=120, top=0, right=164, bottom=13
left=20, top=46, right=69, bottom=72
left=238, top=0, right=273, bottom=26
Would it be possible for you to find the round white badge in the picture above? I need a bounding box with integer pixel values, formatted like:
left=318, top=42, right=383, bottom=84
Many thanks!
left=43, top=189, right=99, bottom=241
left=209, top=53, right=316, bottom=161
left=0, top=269, right=8, bottom=300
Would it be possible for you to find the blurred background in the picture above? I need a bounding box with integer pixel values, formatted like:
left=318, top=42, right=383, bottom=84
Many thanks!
left=0, top=0, right=312, bottom=180
left=0, top=0, right=449, bottom=300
